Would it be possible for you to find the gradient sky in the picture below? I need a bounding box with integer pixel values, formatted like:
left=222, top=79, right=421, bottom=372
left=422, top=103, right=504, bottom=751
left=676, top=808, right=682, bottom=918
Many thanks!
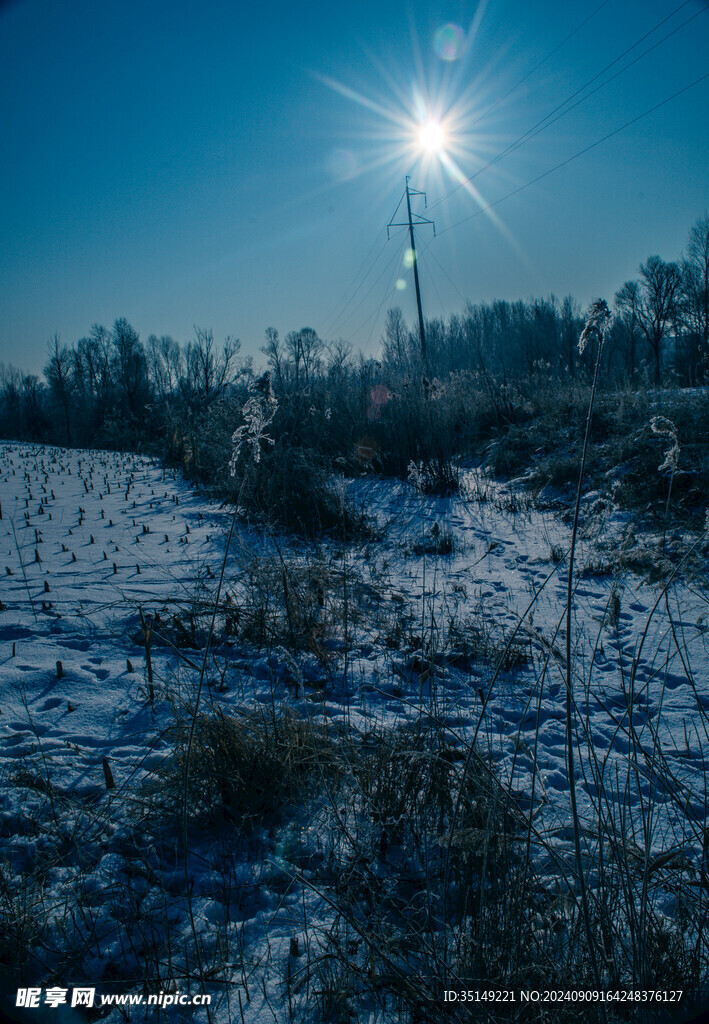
left=1, top=0, right=708, bottom=374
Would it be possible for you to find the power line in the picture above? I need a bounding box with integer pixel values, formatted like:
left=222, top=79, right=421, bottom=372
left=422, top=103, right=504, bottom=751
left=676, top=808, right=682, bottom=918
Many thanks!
left=331, top=230, right=406, bottom=337
left=342, top=233, right=407, bottom=349
left=429, top=0, right=699, bottom=211
left=426, top=246, right=467, bottom=306
left=436, top=69, right=709, bottom=238
left=319, top=230, right=389, bottom=336
left=319, top=229, right=384, bottom=329
left=421, top=252, right=448, bottom=319
left=498, top=3, right=705, bottom=166
left=467, top=0, right=613, bottom=132
left=363, top=235, right=409, bottom=352
left=324, top=240, right=390, bottom=337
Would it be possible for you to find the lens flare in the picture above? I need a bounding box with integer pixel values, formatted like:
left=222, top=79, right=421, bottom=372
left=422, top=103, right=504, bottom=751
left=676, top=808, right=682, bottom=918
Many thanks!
left=434, top=23, right=465, bottom=62
left=327, top=148, right=358, bottom=181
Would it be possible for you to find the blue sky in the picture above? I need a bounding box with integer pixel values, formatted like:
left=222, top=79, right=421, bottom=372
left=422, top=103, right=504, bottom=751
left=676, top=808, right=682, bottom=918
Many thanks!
left=1, top=0, right=708, bottom=373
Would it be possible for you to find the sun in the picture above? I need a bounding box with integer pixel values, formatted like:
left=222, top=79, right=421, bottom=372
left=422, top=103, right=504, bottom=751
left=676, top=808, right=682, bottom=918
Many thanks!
left=418, top=118, right=447, bottom=155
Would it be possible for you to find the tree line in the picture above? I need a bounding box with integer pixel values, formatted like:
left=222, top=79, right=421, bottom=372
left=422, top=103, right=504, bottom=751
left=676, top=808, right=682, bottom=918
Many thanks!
left=1, top=213, right=707, bottom=452
left=382, top=213, right=708, bottom=386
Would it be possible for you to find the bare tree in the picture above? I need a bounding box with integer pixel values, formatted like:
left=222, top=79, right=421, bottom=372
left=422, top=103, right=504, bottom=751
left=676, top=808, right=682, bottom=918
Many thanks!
left=186, top=327, right=240, bottom=406
left=283, top=327, right=323, bottom=388
left=327, top=339, right=352, bottom=377
left=44, top=334, right=74, bottom=445
left=298, top=327, right=323, bottom=385
left=681, top=213, right=709, bottom=377
left=381, top=307, right=409, bottom=371
left=73, top=325, right=113, bottom=435
left=615, top=256, right=681, bottom=384
left=0, top=363, right=22, bottom=435
left=614, top=280, right=642, bottom=379
left=560, top=295, right=581, bottom=378
left=261, top=327, right=284, bottom=390
left=19, top=373, right=48, bottom=439
left=112, top=317, right=149, bottom=415
left=147, top=334, right=183, bottom=400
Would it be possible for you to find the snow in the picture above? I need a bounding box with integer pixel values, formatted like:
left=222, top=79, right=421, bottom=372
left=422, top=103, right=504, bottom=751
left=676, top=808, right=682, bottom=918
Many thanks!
left=1, top=440, right=707, bottom=1018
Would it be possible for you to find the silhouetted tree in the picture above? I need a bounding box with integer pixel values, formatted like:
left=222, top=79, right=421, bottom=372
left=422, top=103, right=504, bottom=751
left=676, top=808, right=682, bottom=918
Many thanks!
left=44, top=334, right=74, bottom=445
left=560, top=296, right=581, bottom=378
left=73, top=324, right=113, bottom=437
left=111, top=317, right=149, bottom=419
left=19, top=373, right=49, bottom=439
left=147, top=334, right=183, bottom=401
left=261, top=328, right=284, bottom=391
left=381, top=307, right=409, bottom=373
left=185, top=327, right=240, bottom=407
left=681, top=213, right=709, bottom=380
left=615, top=256, right=681, bottom=384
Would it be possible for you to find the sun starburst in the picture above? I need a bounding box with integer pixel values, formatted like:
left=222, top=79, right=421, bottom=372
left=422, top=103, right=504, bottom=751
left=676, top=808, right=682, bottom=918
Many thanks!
left=418, top=118, right=447, bottom=155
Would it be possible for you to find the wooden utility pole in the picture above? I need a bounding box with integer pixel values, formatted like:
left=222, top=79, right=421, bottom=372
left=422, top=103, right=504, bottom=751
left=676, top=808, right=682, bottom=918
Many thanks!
left=388, top=178, right=435, bottom=363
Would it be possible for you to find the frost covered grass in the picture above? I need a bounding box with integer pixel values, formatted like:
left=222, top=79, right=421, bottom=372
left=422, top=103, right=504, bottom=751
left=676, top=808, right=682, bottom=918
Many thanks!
left=485, top=383, right=709, bottom=531
left=1, top=435, right=709, bottom=1021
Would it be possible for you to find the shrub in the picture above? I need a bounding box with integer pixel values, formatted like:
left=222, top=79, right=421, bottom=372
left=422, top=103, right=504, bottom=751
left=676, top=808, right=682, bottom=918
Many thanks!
left=171, top=706, right=337, bottom=827
left=230, top=440, right=369, bottom=537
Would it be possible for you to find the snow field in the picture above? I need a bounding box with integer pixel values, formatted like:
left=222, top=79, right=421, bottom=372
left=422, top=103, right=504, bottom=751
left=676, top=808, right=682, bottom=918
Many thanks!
left=1, top=441, right=708, bottom=1020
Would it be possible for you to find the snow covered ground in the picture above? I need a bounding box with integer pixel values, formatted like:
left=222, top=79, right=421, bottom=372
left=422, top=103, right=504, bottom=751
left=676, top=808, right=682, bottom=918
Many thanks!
left=1, top=441, right=707, bottom=1020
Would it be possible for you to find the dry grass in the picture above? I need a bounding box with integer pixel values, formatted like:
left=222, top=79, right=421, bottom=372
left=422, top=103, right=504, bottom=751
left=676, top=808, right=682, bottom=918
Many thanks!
left=170, top=705, right=338, bottom=827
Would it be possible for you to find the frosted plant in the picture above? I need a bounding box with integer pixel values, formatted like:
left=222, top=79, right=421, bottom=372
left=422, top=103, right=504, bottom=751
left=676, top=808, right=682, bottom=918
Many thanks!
left=229, top=377, right=278, bottom=474
left=578, top=298, right=611, bottom=355
left=428, top=377, right=445, bottom=400
left=407, top=459, right=424, bottom=489
left=650, top=415, right=680, bottom=472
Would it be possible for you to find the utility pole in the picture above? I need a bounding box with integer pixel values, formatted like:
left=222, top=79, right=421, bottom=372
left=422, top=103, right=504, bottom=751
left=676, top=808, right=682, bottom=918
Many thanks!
left=388, top=177, right=435, bottom=363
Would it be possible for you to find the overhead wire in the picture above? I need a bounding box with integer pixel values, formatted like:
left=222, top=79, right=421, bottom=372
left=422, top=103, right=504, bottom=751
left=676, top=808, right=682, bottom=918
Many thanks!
left=319, top=229, right=390, bottom=336
left=338, top=231, right=407, bottom=350
left=421, top=257, right=448, bottom=322
left=467, top=0, right=614, bottom=132
left=428, top=0, right=701, bottom=211
left=481, top=3, right=704, bottom=174
left=435, top=70, right=709, bottom=238
left=426, top=246, right=467, bottom=306
left=331, top=228, right=403, bottom=339
left=363, top=233, right=410, bottom=352
left=318, top=231, right=382, bottom=330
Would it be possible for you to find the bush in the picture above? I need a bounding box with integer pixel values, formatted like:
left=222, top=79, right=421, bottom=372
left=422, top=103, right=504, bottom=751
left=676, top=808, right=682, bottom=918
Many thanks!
left=231, top=441, right=369, bottom=537
left=172, top=706, right=337, bottom=827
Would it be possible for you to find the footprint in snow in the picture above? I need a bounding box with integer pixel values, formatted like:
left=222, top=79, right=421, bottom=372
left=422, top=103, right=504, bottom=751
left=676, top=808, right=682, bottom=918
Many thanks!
left=663, top=672, right=689, bottom=691
left=40, top=697, right=64, bottom=711
left=1, top=731, right=33, bottom=747
left=81, top=664, right=109, bottom=680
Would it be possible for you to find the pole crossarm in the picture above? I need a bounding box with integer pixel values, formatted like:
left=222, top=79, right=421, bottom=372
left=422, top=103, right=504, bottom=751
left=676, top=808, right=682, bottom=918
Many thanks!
left=387, top=178, right=436, bottom=239
left=386, top=214, right=435, bottom=237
